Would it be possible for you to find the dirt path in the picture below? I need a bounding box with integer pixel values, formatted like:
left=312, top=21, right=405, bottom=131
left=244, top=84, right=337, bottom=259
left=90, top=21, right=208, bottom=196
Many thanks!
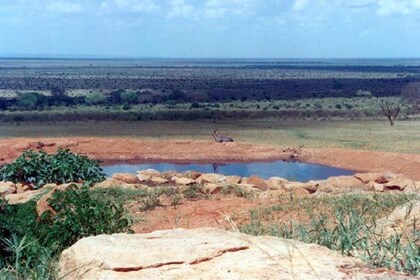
left=0, top=137, right=419, bottom=180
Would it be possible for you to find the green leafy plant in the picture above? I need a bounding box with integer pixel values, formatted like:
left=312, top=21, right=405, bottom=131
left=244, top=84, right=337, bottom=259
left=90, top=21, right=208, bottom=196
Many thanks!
left=0, top=149, right=106, bottom=188
left=0, top=185, right=132, bottom=278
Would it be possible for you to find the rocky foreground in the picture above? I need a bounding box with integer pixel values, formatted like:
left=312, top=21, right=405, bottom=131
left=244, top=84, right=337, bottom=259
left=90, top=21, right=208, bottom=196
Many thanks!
left=59, top=227, right=412, bottom=280
left=1, top=169, right=419, bottom=206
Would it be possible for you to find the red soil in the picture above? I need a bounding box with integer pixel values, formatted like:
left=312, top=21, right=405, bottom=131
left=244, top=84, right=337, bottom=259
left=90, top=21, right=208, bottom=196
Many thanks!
left=0, top=137, right=418, bottom=180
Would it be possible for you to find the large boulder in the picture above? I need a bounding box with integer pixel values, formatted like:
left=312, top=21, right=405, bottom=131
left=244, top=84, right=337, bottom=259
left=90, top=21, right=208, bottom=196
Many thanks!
left=242, top=176, right=268, bottom=191
left=326, top=176, right=366, bottom=190
left=59, top=228, right=409, bottom=280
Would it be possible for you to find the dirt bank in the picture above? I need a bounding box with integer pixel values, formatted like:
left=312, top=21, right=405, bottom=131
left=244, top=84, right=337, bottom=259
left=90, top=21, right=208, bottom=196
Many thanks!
left=0, top=137, right=419, bottom=180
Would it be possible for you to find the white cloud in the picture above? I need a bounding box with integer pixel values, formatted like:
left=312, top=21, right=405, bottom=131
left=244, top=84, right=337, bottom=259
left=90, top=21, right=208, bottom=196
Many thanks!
left=365, top=0, right=420, bottom=16
left=168, top=0, right=195, bottom=18
left=100, top=0, right=160, bottom=13
left=203, top=0, right=256, bottom=18
left=292, top=0, right=309, bottom=11
left=46, top=1, right=84, bottom=13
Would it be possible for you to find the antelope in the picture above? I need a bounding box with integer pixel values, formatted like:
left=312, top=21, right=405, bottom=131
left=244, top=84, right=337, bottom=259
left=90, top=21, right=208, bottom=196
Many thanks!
left=212, top=129, right=234, bottom=143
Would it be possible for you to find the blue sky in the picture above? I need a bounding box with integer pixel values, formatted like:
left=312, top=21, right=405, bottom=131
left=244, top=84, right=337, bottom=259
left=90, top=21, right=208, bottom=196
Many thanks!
left=1, top=0, right=420, bottom=58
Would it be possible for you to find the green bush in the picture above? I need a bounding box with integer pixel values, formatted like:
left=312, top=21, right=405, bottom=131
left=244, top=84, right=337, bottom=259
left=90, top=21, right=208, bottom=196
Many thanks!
left=120, top=91, right=138, bottom=105
left=0, top=149, right=106, bottom=188
left=40, top=185, right=132, bottom=251
left=0, top=185, right=132, bottom=278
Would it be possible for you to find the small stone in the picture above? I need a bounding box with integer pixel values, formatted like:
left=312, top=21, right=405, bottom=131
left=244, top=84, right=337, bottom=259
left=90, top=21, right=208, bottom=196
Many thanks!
left=373, top=183, right=384, bottom=192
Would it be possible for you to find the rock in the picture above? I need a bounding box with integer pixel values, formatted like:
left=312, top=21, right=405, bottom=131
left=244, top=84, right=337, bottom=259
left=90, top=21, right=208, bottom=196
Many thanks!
left=150, top=176, right=169, bottom=184
left=36, top=184, right=74, bottom=217
left=286, top=181, right=318, bottom=194
left=93, top=179, right=144, bottom=190
left=136, top=174, right=151, bottom=183
left=257, top=190, right=285, bottom=200
left=201, top=183, right=222, bottom=194
left=373, top=183, right=385, bottom=192
left=137, top=169, right=160, bottom=177
left=112, top=173, right=139, bottom=184
left=15, top=183, right=31, bottom=193
left=267, top=177, right=287, bottom=190
left=374, top=172, right=397, bottom=184
left=0, top=181, right=16, bottom=196
left=234, top=183, right=261, bottom=194
left=383, top=176, right=415, bottom=191
left=196, top=173, right=225, bottom=184
left=415, top=182, right=420, bottom=191
left=289, top=188, right=311, bottom=196
left=316, top=181, right=338, bottom=194
left=242, top=176, right=268, bottom=191
left=172, top=177, right=195, bottom=186
left=354, top=173, right=382, bottom=184
left=5, top=189, right=44, bottom=205
left=59, top=228, right=408, bottom=280
left=225, top=175, right=242, bottom=185
left=326, top=176, right=365, bottom=190
left=375, top=201, right=420, bottom=238
left=183, top=171, right=202, bottom=180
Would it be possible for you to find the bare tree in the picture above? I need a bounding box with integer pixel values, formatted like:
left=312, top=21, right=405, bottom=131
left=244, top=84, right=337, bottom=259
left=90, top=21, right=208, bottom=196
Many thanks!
left=380, top=100, right=401, bottom=126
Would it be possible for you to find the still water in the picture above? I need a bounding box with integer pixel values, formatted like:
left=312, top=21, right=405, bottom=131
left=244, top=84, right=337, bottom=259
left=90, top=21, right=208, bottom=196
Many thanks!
left=102, top=160, right=354, bottom=182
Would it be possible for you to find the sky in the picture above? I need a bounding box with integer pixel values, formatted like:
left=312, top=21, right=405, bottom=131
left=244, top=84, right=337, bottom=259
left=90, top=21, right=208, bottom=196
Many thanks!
left=0, top=0, right=420, bottom=58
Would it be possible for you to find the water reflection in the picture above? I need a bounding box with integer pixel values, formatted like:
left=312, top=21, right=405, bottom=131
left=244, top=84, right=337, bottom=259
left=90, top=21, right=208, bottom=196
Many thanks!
left=102, top=160, right=354, bottom=182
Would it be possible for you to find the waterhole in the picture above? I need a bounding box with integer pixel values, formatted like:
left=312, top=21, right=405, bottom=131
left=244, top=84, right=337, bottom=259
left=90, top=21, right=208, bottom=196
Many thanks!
left=102, top=160, right=354, bottom=182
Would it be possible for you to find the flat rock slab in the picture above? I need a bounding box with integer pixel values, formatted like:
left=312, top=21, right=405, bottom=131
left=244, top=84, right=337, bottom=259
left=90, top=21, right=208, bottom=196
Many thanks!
left=59, top=228, right=410, bottom=280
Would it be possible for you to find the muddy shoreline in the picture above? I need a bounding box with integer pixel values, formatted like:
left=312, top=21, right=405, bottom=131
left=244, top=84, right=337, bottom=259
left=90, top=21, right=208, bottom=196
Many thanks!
left=0, top=137, right=418, bottom=180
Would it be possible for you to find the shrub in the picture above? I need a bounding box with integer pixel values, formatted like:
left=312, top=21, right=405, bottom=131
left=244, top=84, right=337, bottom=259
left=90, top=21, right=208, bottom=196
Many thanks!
left=0, top=185, right=132, bottom=278
left=85, top=92, right=106, bottom=105
left=183, top=184, right=201, bottom=200
left=0, top=149, right=106, bottom=188
left=120, top=91, right=138, bottom=105
left=40, top=185, right=132, bottom=251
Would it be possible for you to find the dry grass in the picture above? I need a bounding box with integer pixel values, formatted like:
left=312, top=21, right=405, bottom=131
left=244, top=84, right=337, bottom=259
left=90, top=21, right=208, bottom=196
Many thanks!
left=0, top=119, right=419, bottom=153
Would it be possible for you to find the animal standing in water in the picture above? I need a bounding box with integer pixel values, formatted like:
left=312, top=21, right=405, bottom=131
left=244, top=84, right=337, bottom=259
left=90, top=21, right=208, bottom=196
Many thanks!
left=212, top=129, right=234, bottom=143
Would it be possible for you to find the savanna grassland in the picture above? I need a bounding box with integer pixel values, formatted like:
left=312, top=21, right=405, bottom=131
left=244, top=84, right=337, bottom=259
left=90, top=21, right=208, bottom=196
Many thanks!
left=1, top=58, right=419, bottom=279
left=1, top=119, right=420, bottom=154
